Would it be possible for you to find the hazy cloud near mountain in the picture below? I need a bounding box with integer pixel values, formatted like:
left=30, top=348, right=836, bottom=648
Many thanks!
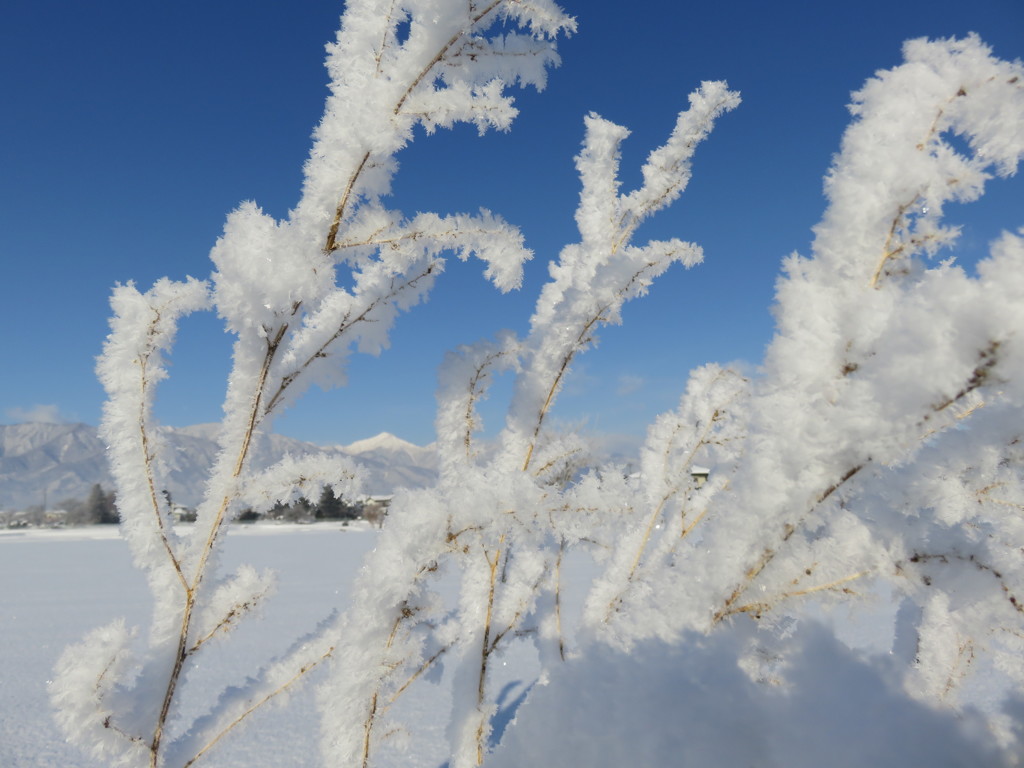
left=4, top=404, right=67, bottom=424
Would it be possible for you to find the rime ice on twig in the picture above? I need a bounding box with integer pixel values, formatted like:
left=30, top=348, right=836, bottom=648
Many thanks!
left=53, top=17, right=1024, bottom=768
left=579, top=36, right=1024, bottom=746
left=52, top=2, right=574, bottom=767
left=323, top=80, right=739, bottom=768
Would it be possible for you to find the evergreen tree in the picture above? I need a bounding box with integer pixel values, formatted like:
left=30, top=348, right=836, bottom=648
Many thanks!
left=314, top=486, right=342, bottom=519
left=314, top=486, right=358, bottom=520
left=85, top=484, right=118, bottom=525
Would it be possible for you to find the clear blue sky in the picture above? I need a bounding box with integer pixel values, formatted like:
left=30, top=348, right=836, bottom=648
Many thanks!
left=2, top=0, right=1022, bottom=449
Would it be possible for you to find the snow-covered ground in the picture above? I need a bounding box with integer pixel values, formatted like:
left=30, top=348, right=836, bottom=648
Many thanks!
left=1, top=522, right=552, bottom=768
left=0, top=524, right=384, bottom=767
left=4, top=524, right=1017, bottom=768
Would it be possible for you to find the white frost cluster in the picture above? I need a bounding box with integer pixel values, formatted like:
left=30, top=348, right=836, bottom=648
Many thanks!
left=491, top=34, right=1024, bottom=762
left=321, top=33, right=1024, bottom=768
left=321, top=80, right=740, bottom=768
left=53, top=7, right=1024, bottom=768
left=52, top=2, right=574, bottom=766
left=546, top=37, right=1024, bottom=752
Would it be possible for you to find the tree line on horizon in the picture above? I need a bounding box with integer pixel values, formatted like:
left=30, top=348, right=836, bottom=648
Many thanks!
left=1, top=484, right=382, bottom=528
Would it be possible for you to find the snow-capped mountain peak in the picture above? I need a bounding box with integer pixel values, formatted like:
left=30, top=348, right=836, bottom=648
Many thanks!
left=342, top=432, right=423, bottom=455
left=0, top=423, right=438, bottom=510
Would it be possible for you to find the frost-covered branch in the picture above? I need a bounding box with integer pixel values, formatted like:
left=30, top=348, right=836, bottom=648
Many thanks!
left=473, top=36, right=1023, bottom=764
left=586, top=365, right=748, bottom=636
left=97, top=278, right=210, bottom=599
left=561, top=38, right=1024, bottom=751
left=53, top=2, right=573, bottom=767
left=323, top=80, right=738, bottom=768
left=54, top=10, right=1024, bottom=768
left=504, top=81, right=740, bottom=473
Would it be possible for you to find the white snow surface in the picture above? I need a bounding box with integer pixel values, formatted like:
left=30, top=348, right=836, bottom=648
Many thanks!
left=3, top=525, right=1014, bottom=768
left=1, top=523, right=542, bottom=768
left=1, top=524, right=376, bottom=768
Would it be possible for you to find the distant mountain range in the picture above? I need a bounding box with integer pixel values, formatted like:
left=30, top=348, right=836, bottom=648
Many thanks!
left=0, top=422, right=438, bottom=511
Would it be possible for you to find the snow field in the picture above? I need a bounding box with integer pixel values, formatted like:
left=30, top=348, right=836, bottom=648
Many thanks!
left=0, top=523, right=583, bottom=768
left=4, top=524, right=1017, bottom=768
left=1, top=525, right=375, bottom=767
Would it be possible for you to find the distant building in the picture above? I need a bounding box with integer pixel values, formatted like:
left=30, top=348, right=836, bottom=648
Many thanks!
left=44, top=508, right=68, bottom=527
left=173, top=505, right=197, bottom=523
left=360, top=495, right=393, bottom=528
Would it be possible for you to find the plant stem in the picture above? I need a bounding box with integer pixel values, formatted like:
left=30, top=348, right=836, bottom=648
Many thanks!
left=150, top=327, right=286, bottom=765
left=475, top=537, right=504, bottom=765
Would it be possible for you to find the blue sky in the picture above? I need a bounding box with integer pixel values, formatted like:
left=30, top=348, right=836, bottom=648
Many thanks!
left=2, top=0, right=1022, bottom=449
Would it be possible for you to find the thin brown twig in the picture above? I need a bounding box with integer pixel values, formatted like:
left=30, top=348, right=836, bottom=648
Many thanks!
left=332, top=221, right=512, bottom=252
left=636, top=412, right=719, bottom=574
left=187, top=591, right=268, bottom=655
left=134, top=337, right=188, bottom=594
left=521, top=313, right=602, bottom=473
left=475, top=536, right=504, bottom=766
left=871, top=195, right=921, bottom=288
left=872, top=87, right=969, bottom=289
left=374, top=0, right=400, bottom=74
left=182, top=645, right=335, bottom=768
left=711, top=330, right=996, bottom=630
left=941, top=638, right=975, bottom=701
left=554, top=538, right=566, bottom=661
left=901, top=551, right=1024, bottom=616
left=150, top=325, right=287, bottom=766
left=609, top=92, right=741, bottom=256
left=711, top=463, right=864, bottom=627
left=462, top=349, right=508, bottom=460
left=325, top=152, right=371, bottom=254
left=393, top=0, right=504, bottom=116
left=325, top=0, right=506, bottom=254
left=725, top=570, right=871, bottom=619
left=381, top=645, right=450, bottom=713
left=263, top=263, right=437, bottom=415
left=531, top=448, right=583, bottom=481
left=522, top=262, right=659, bottom=473
left=930, top=341, right=1000, bottom=414
left=359, top=609, right=409, bottom=768
left=604, top=409, right=723, bottom=622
